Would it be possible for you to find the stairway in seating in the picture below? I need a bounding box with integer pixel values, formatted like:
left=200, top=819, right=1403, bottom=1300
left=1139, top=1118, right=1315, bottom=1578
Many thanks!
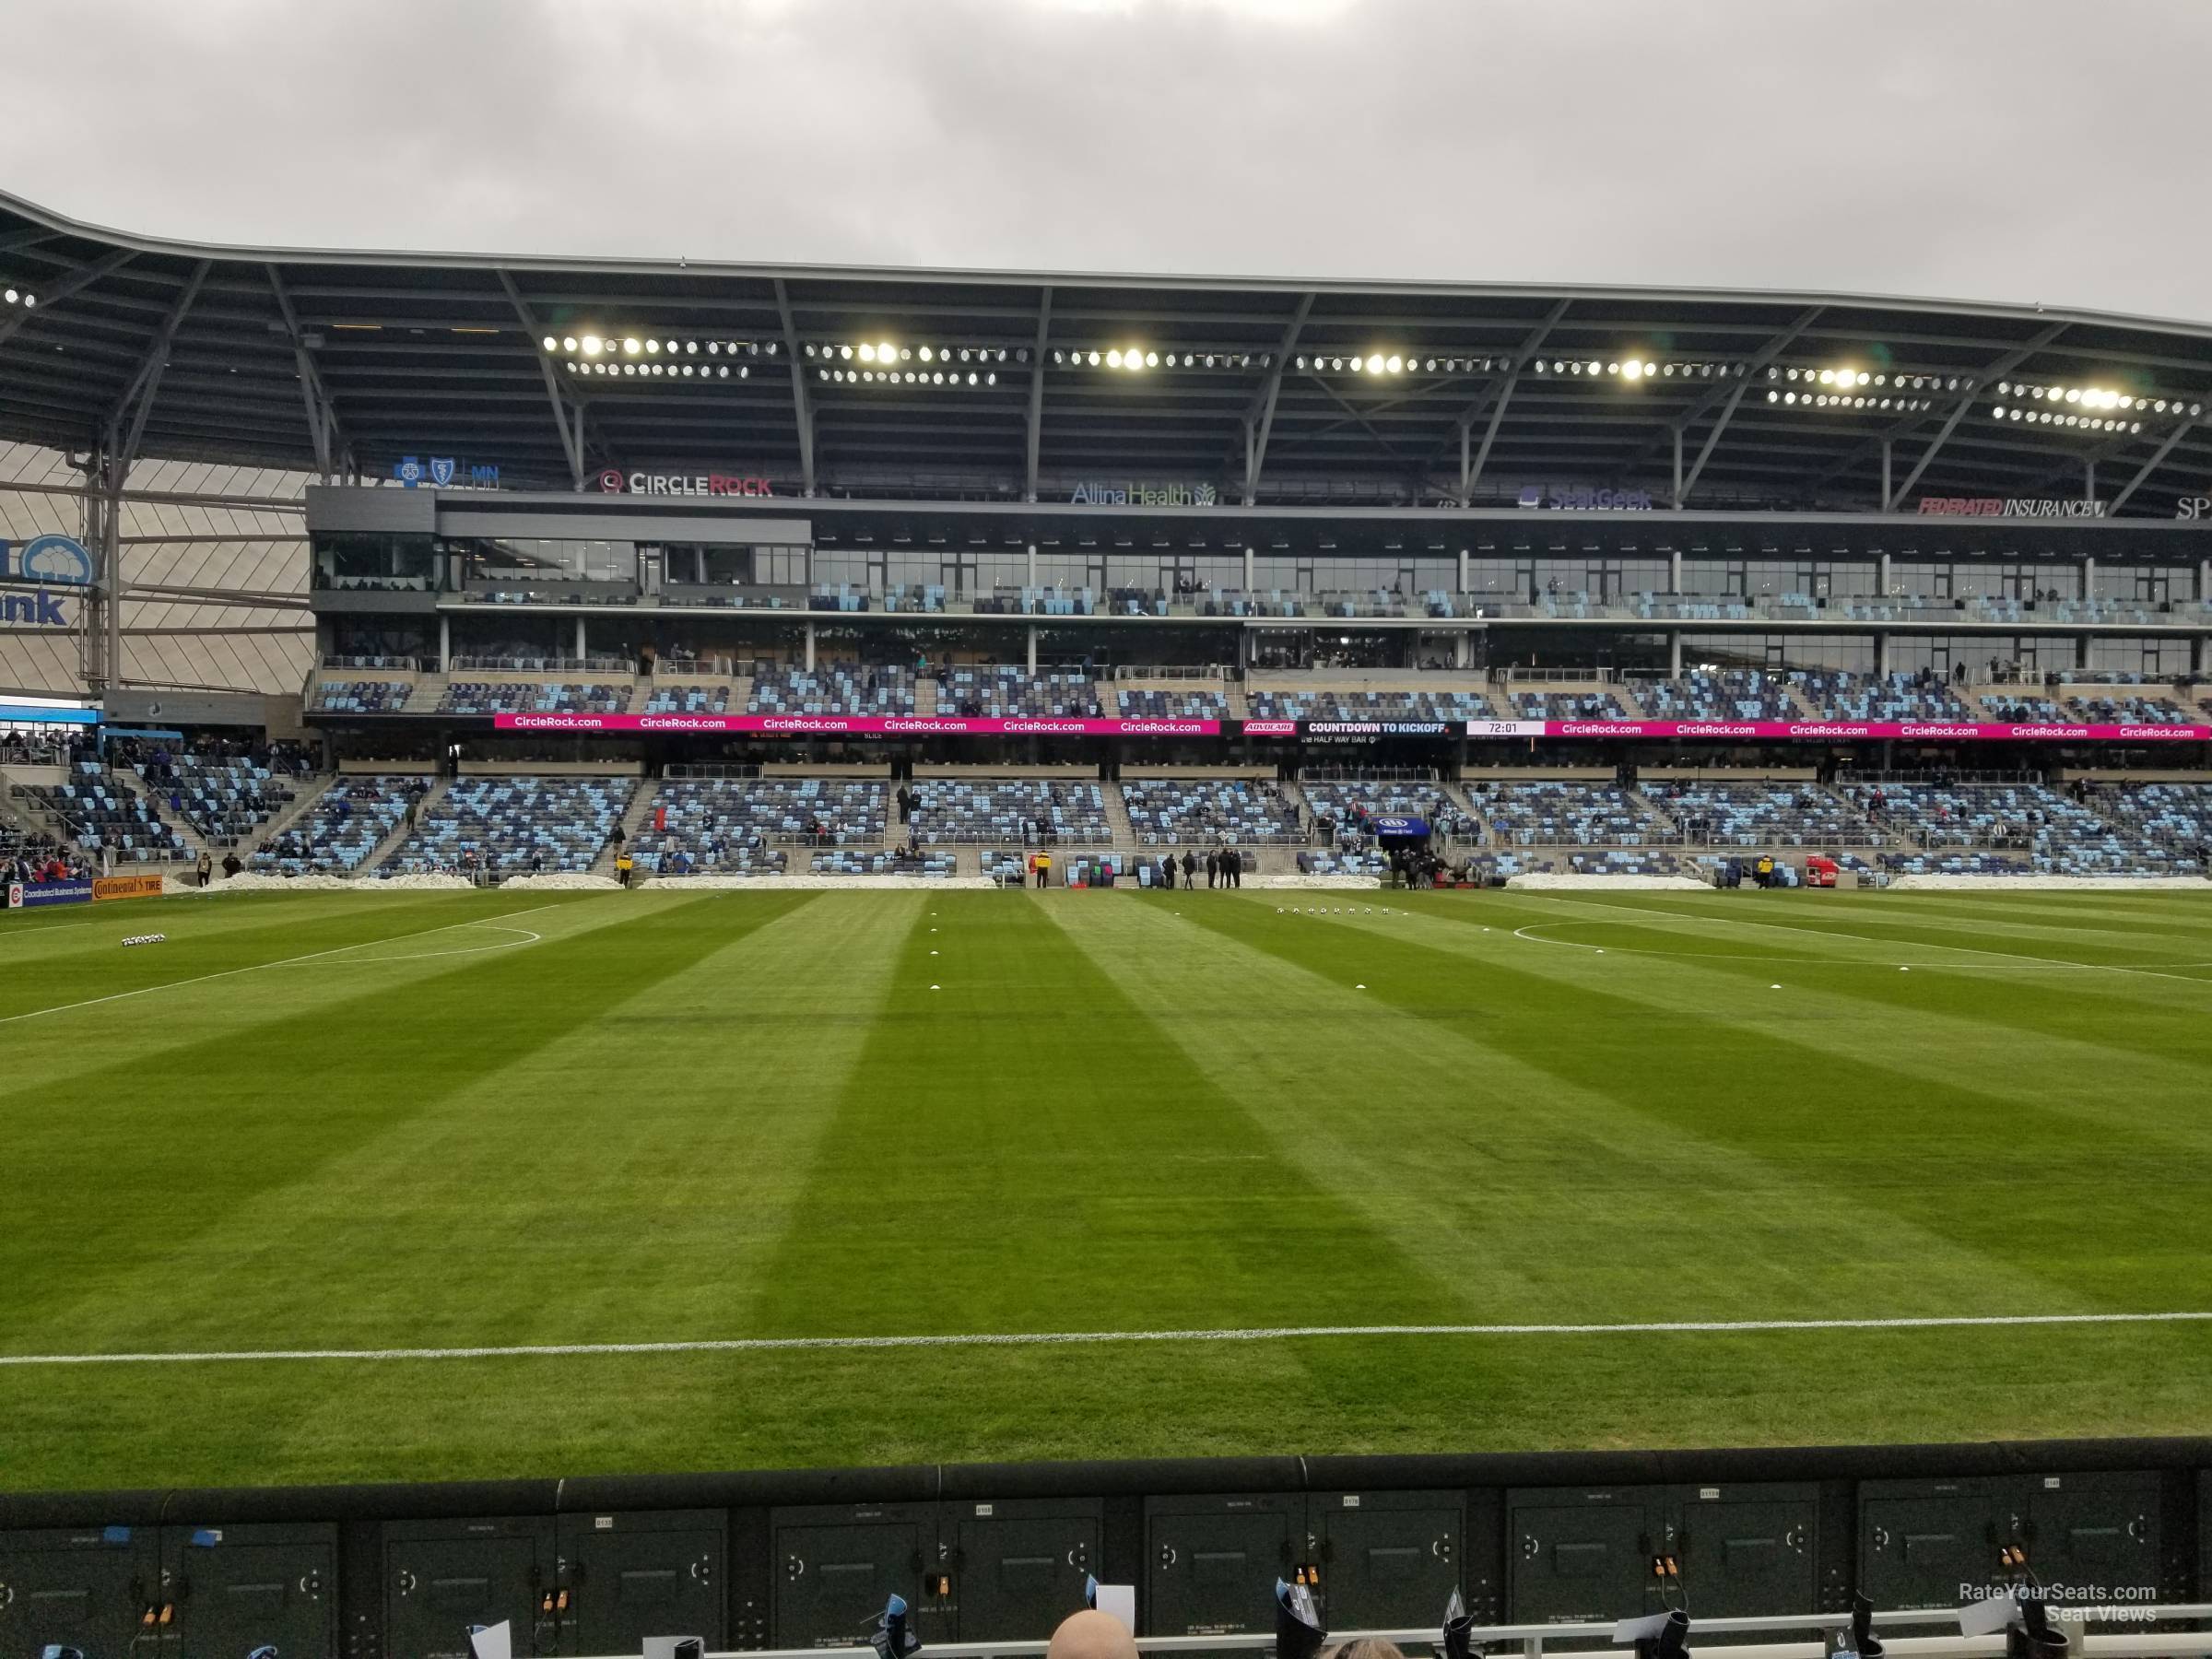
left=250, top=772, right=338, bottom=850
left=592, top=777, right=662, bottom=876
left=915, top=677, right=940, bottom=715
left=367, top=779, right=446, bottom=873
left=1440, top=781, right=1485, bottom=842
left=1101, top=781, right=1138, bottom=849
left=1223, top=680, right=1250, bottom=717
left=107, top=762, right=207, bottom=870
left=138, top=785, right=212, bottom=868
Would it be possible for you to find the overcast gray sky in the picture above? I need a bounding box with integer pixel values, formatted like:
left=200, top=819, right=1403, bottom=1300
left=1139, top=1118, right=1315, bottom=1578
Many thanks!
left=9, top=0, right=2209, bottom=321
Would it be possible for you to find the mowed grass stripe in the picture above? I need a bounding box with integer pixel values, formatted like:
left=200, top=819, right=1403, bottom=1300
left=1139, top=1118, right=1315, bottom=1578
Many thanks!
left=0, top=890, right=785, bottom=1346
left=8, top=1312, right=2209, bottom=1492
left=0, top=890, right=594, bottom=1030
left=1494, top=890, right=2212, bottom=1012
left=5, top=889, right=2212, bottom=1497
left=748, top=891, right=1450, bottom=1339
left=207, top=891, right=920, bottom=1358
left=1521, top=890, right=2212, bottom=983
left=1517, top=888, right=2212, bottom=963
left=1473, top=893, right=2212, bottom=1101
left=1444, top=893, right=2212, bottom=1159
left=1841, top=891, right=2212, bottom=943
left=0, top=893, right=616, bottom=1100
left=1049, top=896, right=2069, bottom=1324
left=1181, top=894, right=2205, bottom=1314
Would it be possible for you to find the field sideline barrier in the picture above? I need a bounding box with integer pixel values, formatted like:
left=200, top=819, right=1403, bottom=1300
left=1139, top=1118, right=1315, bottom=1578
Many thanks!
left=562, top=1610, right=2212, bottom=1659
left=3, top=1438, right=2206, bottom=1657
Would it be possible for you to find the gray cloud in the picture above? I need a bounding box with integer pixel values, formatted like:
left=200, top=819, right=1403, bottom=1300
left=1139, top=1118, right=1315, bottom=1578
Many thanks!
left=7, top=0, right=2209, bottom=321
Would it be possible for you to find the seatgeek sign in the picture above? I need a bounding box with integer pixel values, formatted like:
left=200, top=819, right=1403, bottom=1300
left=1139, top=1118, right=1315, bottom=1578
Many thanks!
left=596, top=469, right=775, bottom=497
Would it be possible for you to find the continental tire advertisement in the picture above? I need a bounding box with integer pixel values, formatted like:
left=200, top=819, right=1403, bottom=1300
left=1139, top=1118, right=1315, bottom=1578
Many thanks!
left=93, top=874, right=167, bottom=902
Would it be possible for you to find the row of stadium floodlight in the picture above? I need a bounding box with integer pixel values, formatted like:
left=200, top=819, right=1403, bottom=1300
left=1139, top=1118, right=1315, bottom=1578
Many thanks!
left=531, top=332, right=2201, bottom=427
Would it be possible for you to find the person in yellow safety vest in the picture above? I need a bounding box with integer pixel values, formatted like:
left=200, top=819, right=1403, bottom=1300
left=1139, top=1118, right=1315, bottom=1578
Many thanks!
left=1755, top=853, right=1774, bottom=888
left=617, top=851, right=635, bottom=888
left=1034, top=851, right=1052, bottom=889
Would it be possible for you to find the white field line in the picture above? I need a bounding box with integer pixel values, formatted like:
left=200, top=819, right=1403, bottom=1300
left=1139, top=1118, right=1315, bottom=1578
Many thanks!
left=1505, top=893, right=2212, bottom=988
left=0, top=904, right=566, bottom=1026
left=2, top=1311, right=2207, bottom=1367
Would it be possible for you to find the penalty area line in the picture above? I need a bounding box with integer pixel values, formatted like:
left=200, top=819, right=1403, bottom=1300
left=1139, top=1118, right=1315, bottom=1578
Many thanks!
left=3, top=1310, right=2208, bottom=1367
left=0, top=904, right=567, bottom=1027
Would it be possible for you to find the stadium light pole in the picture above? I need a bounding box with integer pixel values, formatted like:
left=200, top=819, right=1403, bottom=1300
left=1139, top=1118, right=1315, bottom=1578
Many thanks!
left=1806, top=321, right=2067, bottom=504
left=265, top=265, right=350, bottom=482
left=110, top=260, right=210, bottom=471
left=499, top=271, right=588, bottom=490
left=1237, top=293, right=1313, bottom=504
left=1425, top=299, right=1570, bottom=504
left=1024, top=288, right=1053, bottom=503
left=2105, top=413, right=2203, bottom=513
left=1668, top=307, right=1821, bottom=506
left=772, top=279, right=817, bottom=497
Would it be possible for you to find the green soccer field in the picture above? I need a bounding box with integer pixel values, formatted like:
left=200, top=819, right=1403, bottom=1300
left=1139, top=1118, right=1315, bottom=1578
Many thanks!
left=4, top=884, right=2211, bottom=1494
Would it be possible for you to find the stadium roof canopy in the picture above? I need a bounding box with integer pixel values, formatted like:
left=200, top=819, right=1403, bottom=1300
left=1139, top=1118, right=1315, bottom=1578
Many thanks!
left=5, top=187, right=2211, bottom=516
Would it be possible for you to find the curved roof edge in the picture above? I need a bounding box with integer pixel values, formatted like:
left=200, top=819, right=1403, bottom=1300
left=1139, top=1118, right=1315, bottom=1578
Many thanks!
left=6, top=185, right=2209, bottom=341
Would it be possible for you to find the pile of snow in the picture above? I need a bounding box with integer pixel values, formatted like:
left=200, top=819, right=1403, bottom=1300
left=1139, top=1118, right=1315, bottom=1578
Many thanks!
left=500, top=872, right=620, bottom=890
left=173, top=872, right=349, bottom=894
left=1506, top=873, right=1708, bottom=891
left=174, top=872, right=477, bottom=894
left=1247, top=873, right=1383, bottom=889
left=1889, top=874, right=2212, bottom=891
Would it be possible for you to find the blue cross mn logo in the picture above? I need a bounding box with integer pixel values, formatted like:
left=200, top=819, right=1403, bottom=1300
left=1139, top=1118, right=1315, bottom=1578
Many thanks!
left=394, top=455, right=499, bottom=488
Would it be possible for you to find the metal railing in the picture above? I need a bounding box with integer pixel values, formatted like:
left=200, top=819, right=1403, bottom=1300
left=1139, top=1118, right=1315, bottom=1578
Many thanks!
left=323, top=654, right=436, bottom=673
left=663, top=763, right=765, bottom=782
left=447, top=656, right=636, bottom=675
left=1492, top=666, right=1621, bottom=686
left=1114, top=665, right=1231, bottom=682
left=564, top=1604, right=2212, bottom=1659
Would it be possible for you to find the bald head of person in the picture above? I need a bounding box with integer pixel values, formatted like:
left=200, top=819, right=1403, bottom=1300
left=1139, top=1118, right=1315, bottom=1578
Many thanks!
left=1047, top=1609, right=1138, bottom=1659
